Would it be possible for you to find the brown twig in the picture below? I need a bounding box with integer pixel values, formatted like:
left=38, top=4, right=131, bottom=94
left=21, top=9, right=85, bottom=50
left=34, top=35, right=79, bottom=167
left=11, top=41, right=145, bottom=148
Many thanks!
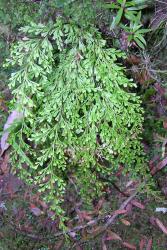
left=103, top=190, right=138, bottom=230
left=151, top=156, right=167, bottom=175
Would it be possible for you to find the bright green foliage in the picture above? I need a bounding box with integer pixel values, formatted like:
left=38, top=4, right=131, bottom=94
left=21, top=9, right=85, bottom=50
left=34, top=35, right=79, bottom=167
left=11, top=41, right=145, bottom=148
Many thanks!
left=5, top=18, right=146, bottom=217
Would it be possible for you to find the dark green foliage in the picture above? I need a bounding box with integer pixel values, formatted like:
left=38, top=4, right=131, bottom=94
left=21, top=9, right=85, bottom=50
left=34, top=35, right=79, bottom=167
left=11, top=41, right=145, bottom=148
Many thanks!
left=105, top=0, right=151, bottom=49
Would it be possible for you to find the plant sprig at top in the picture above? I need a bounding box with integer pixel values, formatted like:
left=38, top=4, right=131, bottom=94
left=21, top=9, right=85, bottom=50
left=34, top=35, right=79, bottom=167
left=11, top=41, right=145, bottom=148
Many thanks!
left=5, top=18, right=146, bottom=218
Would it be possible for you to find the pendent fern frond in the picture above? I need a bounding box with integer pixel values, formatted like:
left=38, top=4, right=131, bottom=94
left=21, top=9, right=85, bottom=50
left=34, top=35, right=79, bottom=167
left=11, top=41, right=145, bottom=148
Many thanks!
left=5, top=18, right=146, bottom=219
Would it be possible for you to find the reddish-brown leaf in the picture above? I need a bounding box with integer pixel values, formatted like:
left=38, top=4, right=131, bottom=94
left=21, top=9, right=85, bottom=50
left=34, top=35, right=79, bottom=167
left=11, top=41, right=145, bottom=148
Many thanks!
left=15, top=208, right=26, bottom=222
left=131, top=67, right=150, bottom=85
left=155, top=218, right=167, bottom=235
left=106, top=231, right=122, bottom=241
left=22, top=225, right=33, bottom=233
left=0, top=174, right=23, bottom=196
left=30, top=204, right=42, bottom=216
left=139, top=238, right=146, bottom=250
left=54, top=239, right=64, bottom=250
left=0, top=232, right=4, bottom=238
left=120, top=218, right=131, bottom=226
left=115, top=165, right=124, bottom=176
left=131, top=200, right=145, bottom=209
left=113, top=209, right=127, bottom=215
left=146, top=238, right=153, bottom=250
left=126, top=55, right=141, bottom=65
left=77, top=210, right=92, bottom=222
left=122, top=241, right=136, bottom=249
left=163, top=120, right=167, bottom=130
left=88, top=226, right=104, bottom=237
left=0, top=152, right=9, bottom=174
left=149, top=156, right=160, bottom=171
left=95, top=197, right=105, bottom=211
left=0, top=98, right=8, bottom=112
left=38, top=200, right=48, bottom=210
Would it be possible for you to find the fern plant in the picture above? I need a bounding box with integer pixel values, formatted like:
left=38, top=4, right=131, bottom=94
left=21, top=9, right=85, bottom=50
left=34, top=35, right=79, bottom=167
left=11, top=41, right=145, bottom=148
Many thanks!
left=5, top=18, right=146, bottom=219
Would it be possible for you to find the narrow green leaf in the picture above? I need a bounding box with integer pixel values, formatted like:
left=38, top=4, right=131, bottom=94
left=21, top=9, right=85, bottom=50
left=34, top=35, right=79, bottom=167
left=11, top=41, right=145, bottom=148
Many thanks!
left=139, top=28, right=152, bottom=33
left=114, top=7, right=124, bottom=26
left=125, top=11, right=137, bottom=22
left=135, top=33, right=146, bottom=45
left=134, top=37, right=145, bottom=49
left=127, top=5, right=147, bottom=10
left=133, top=24, right=142, bottom=32
left=128, top=34, right=133, bottom=42
left=104, top=3, right=119, bottom=9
